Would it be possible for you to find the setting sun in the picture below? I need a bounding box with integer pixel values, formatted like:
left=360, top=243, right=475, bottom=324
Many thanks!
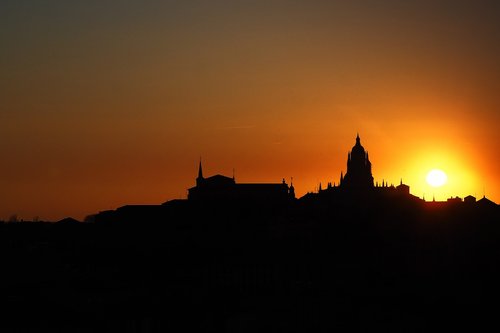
left=426, top=169, right=448, bottom=187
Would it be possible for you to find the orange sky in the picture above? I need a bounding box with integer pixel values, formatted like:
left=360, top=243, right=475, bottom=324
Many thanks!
left=1, top=1, right=499, bottom=220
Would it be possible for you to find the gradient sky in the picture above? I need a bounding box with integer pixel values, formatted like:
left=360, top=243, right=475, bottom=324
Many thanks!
left=1, top=1, right=499, bottom=220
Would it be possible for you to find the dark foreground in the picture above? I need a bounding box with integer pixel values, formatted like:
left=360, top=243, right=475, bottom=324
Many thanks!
left=0, top=200, right=499, bottom=332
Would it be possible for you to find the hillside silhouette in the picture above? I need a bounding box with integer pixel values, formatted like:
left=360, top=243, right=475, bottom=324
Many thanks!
left=1, top=135, right=498, bottom=332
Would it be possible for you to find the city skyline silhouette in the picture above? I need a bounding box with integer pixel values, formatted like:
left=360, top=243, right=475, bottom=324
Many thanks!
left=1, top=132, right=498, bottom=332
left=1, top=1, right=500, bottom=331
left=2, top=133, right=495, bottom=223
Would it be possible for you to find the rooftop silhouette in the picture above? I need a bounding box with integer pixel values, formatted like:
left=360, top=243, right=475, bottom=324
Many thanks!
left=134, top=134, right=488, bottom=211
left=187, top=159, right=295, bottom=203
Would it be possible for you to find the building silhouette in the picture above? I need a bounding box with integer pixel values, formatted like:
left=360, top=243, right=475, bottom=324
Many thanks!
left=3, top=133, right=499, bottom=333
left=312, top=134, right=416, bottom=200
left=93, top=133, right=496, bottom=224
left=188, top=160, right=295, bottom=203
left=340, top=133, right=374, bottom=189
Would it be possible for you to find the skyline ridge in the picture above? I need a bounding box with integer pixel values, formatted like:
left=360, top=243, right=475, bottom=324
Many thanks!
left=3, top=133, right=496, bottom=222
left=19, top=133, right=495, bottom=223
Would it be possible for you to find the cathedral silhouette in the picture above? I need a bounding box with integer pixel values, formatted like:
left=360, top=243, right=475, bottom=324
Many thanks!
left=341, top=133, right=374, bottom=189
left=296, top=134, right=418, bottom=207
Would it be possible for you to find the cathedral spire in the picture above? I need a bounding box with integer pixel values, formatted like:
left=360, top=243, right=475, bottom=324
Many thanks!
left=196, top=158, right=204, bottom=187
left=198, top=158, right=203, bottom=179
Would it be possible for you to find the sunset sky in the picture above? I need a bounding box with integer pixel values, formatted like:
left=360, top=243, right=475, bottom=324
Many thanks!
left=1, top=1, right=499, bottom=220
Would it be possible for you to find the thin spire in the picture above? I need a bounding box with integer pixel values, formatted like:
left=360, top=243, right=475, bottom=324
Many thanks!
left=198, top=158, right=203, bottom=179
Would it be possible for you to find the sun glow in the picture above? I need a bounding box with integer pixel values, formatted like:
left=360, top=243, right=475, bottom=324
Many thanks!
left=398, top=144, right=482, bottom=202
left=426, top=169, right=448, bottom=187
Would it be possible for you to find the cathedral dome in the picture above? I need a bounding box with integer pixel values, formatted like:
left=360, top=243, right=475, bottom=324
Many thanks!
left=350, top=134, right=366, bottom=159
left=341, top=134, right=374, bottom=189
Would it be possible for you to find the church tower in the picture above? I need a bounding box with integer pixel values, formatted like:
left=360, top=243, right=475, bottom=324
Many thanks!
left=196, top=159, right=204, bottom=187
left=341, top=134, right=374, bottom=189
